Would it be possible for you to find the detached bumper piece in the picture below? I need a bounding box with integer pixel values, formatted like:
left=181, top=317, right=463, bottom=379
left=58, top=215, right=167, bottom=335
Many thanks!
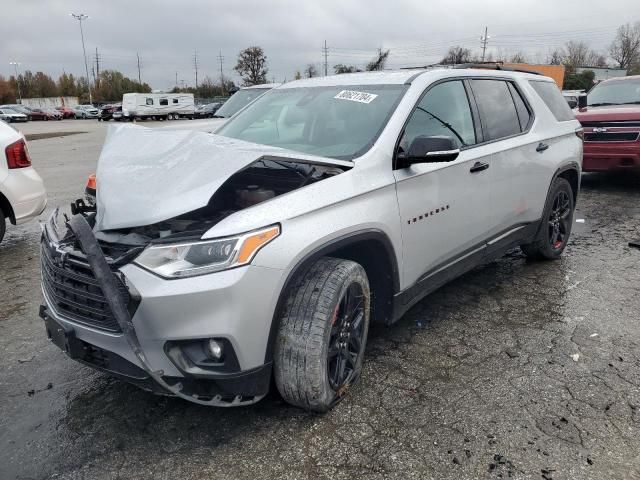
left=41, top=213, right=270, bottom=406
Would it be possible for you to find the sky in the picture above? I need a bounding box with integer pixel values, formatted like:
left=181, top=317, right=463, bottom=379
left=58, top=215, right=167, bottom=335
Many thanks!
left=1, top=0, right=639, bottom=91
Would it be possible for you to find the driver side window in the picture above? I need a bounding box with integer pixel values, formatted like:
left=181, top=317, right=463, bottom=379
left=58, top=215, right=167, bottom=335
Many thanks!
left=401, top=80, right=476, bottom=152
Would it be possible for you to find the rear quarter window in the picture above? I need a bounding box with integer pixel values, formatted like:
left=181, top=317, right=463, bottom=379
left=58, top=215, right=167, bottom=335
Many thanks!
left=529, top=81, right=575, bottom=122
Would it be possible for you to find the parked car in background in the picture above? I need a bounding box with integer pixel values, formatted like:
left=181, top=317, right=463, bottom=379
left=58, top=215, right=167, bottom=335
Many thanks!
left=562, top=90, right=585, bottom=109
left=56, top=106, right=76, bottom=119
left=0, top=108, right=28, bottom=123
left=43, top=108, right=63, bottom=120
left=42, top=68, right=582, bottom=411
left=73, top=105, right=100, bottom=119
left=112, top=106, right=123, bottom=121
left=98, top=104, right=122, bottom=121
left=575, top=75, right=640, bottom=172
left=194, top=102, right=223, bottom=119
left=0, top=120, right=47, bottom=243
left=0, top=104, right=34, bottom=120
left=25, top=108, right=51, bottom=121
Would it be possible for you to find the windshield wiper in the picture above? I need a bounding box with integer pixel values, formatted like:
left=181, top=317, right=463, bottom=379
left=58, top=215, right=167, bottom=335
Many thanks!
left=415, top=106, right=465, bottom=146
left=588, top=102, right=622, bottom=107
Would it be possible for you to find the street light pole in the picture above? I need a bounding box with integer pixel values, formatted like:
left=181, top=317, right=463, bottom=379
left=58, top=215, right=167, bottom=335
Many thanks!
left=70, top=13, right=93, bottom=104
left=9, top=62, right=22, bottom=104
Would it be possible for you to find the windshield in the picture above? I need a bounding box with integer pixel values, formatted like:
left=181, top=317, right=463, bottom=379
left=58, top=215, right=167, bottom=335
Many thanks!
left=2, top=108, right=19, bottom=114
left=217, top=84, right=407, bottom=159
left=214, top=88, right=271, bottom=118
left=588, top=79, right=640, bottom=106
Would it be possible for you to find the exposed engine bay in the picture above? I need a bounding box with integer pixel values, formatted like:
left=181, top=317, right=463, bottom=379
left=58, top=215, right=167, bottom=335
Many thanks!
left=75, top=157, right=346, bottom=250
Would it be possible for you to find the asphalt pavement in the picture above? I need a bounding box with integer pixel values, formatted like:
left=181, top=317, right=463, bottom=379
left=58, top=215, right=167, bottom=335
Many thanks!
left=1, top=119, right=640, bottom=480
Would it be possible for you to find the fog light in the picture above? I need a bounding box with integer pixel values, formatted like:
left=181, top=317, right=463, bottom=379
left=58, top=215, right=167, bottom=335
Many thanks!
left=205, top=339, right=224, bottom=360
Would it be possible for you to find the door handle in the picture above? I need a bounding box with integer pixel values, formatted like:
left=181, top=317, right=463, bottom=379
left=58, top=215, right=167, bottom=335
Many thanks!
left=536, top=142, right=549, bottom=153
left=469, top=161, right=489, bottom=173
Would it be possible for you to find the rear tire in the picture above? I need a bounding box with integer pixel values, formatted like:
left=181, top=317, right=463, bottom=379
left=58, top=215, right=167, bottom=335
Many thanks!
left=521, top=177, right=574, bottom=260
left=274, top=257, right=370, bottom=412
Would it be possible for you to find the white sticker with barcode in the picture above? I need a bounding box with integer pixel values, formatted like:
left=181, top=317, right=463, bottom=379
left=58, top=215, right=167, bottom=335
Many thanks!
left=334, top=90, right=378, bottom=104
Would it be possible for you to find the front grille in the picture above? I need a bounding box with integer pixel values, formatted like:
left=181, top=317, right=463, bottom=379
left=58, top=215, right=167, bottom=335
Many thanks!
left=41, top=241, right=127, bottom=333
left=584, top=132, right=640, bottom=142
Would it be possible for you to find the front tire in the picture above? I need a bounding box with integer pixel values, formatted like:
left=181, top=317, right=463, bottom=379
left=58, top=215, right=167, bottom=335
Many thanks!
left=0, top=209, right=6, bottom=243
left=521, top=177, right=574, bottom=260
left=274, top=257, right=370, bottom=412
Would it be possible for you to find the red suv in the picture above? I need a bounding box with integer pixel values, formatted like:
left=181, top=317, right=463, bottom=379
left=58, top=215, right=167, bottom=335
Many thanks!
left=575, top=76, right=640, bottom=172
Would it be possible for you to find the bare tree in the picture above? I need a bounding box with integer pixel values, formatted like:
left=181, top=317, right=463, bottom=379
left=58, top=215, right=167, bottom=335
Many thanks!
left=564, top=41, right=590, bottom=69
left=366, top=48, right=390, bottom=71
left=509, top=51, right=527, bottom=63
left=304, top=64, right=318, bottom=78
left=234, top=46, right=268, bottom=86
left=585, top=50, right=608, bottom=68
left=441, top=46, right=472, bottom=65
left=609, top=22, right=640, bottom=68
left=547, top=48, right=565, bottom=65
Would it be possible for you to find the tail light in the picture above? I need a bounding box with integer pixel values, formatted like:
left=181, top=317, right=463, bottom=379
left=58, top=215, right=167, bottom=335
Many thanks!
left=575, top=128, right=584, bottom=141
left=5, top=139, right=32, bottom=169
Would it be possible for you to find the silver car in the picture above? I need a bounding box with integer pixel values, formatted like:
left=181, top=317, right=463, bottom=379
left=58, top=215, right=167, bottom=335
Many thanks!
left=40, top=68, right=582, bottom=411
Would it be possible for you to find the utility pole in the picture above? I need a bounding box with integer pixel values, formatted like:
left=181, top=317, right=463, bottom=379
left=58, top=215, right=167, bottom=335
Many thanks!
left=136, top=52, right=142, bottom=84
left=193, top=51, right=199, bottom=89
left=217, top=50, right=225, bottom=94
left=94, top=47, right=100, bottom=86
left=70, top=13, right=93, bottom=104
left=322, top=40, right=329, bottom=76
left=480, top=26, right=490, bottom=63
left=175, top=71, right=178, bottom=89
left=9, top=62, right=22, bottom=104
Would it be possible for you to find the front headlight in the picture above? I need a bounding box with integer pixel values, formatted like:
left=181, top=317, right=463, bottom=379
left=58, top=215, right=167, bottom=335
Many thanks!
left=134, top=225, right=280, bottom=278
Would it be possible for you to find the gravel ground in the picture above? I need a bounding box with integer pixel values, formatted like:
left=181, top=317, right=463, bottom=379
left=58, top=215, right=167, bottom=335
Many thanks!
left=1, top=120, right=640, bottom=480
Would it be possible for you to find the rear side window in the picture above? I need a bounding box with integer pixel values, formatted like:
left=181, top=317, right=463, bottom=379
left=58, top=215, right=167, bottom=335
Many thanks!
left=173, top=98, right=179, bottom=104
left=470, top=80, right=521, bottom=141
left=146, top=98, right=153, bottom=105
left=529, top=81, right=575, bottom=122
left=159, top=98, right=168, bottom=106
left=508, top=83, right=532, bottom=130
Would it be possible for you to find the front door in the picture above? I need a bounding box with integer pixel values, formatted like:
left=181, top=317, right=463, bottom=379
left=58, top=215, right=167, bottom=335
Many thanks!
left=393, top=79, right=494, bottom=289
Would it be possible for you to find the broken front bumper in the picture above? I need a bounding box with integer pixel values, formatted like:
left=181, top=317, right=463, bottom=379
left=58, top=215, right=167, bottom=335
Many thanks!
left=40, top=213, right=283, bottom=406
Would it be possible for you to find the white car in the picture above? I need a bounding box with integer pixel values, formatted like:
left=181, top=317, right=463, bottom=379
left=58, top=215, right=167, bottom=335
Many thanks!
left=0, top=108, right=28, bottom=123
left=41, top=67, right=582, bottom=411
left=0, top=121, right=47, bottom=243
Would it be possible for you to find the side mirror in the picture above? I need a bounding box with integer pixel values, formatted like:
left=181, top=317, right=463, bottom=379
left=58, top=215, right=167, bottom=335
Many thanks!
left=567, top=98, right=578, bottom=109
left=397, top=135, right=460, bottom=168
left=578, top=94, right=588, bottom=110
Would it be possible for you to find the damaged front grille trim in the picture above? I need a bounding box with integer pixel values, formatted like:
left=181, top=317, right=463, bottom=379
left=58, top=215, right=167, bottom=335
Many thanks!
left=66, top=214, right=263, bottom=407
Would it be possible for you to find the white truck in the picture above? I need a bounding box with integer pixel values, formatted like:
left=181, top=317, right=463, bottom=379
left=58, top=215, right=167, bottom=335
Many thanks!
left=121, top=93, right=195, bottom=121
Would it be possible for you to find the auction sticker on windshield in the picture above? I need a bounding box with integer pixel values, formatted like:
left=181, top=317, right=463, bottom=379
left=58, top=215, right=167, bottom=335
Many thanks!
left=334, top=90, right=378, bottom=104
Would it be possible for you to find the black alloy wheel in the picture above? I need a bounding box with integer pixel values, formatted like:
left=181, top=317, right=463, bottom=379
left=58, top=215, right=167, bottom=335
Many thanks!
left=327, top=282, right=366, bottom=390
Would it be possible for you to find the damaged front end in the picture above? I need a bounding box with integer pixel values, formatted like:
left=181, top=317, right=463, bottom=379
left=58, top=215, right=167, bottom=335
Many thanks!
left=40, top=125, right=350, bottom=406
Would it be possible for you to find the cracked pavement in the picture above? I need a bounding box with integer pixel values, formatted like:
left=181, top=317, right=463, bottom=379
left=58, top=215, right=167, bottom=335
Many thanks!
left=1, top=121, right=640, bottom=479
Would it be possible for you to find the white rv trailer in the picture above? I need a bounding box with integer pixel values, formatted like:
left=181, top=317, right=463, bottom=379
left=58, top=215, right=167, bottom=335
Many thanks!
left=121, top=93, right=195, bottom=120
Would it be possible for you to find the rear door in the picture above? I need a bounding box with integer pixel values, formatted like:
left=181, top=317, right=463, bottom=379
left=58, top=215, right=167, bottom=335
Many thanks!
left=468, top=78, right=539, bottom=238
left=393, top=80, right=493, bottom=290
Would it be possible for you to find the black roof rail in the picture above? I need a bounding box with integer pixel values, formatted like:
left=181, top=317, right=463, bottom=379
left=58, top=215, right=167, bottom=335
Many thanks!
left=453, top=63, right=542, bottom=76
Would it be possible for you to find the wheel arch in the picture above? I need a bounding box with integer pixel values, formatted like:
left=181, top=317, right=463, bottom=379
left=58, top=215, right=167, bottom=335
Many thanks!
left=264, top=229, right=400, bottom=363
left=0, top=191, right=16, bottom=224
left=553, top=162, right=580, bottom=203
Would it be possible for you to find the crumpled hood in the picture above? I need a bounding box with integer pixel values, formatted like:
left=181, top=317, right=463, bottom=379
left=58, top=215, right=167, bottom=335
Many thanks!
left=95, top=124, right=351, bottom=231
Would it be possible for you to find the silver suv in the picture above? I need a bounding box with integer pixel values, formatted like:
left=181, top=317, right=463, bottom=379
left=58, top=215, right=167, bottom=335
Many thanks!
left=40, top=67, right=583, bottom=411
